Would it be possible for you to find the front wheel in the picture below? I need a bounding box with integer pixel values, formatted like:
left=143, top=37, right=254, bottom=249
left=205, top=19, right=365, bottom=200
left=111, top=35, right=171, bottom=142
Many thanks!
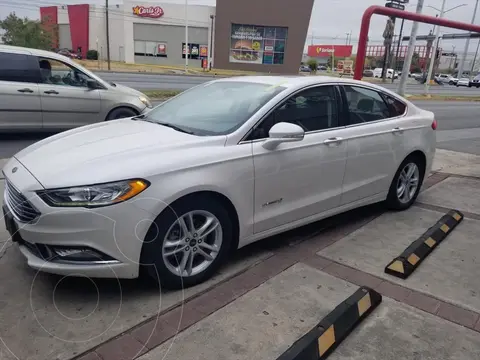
left=140, top=194, right=234, bottom=289
left=386, top=155, right=425, bottom=211
left=106, top=107, right=138, bottom=120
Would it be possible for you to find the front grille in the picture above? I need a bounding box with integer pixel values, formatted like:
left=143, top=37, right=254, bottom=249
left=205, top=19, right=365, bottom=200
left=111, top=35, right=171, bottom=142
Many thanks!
left=4, top=179, right=40, bottom=223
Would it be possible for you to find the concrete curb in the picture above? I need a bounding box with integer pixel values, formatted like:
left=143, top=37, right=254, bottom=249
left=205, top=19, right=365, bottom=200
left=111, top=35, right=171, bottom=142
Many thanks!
left=90, top=69, right=255, bottom=78
left=406, top=94, right=480, bottom=101
left=276, top=286, right=382, bottom=359
left=385, top=209, right=464, bottom=279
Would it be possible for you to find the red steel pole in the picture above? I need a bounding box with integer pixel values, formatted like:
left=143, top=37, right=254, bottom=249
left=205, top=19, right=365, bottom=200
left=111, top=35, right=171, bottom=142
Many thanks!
left=354, top=5, right=480, bottom=80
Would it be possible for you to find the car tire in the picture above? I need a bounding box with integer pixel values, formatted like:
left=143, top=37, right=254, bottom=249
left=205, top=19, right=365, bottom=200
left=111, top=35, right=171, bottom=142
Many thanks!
left=140, top=194, right=234, bottom=289
left=386, top=154, right=425, bottom=211
left=106, top=107, right=138, bottom=120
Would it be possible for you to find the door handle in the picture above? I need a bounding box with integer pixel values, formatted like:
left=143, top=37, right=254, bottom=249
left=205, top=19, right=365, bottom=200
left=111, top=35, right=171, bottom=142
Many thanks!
left=17, top=88, right=34, bottom=93
left=392, top=127, right=404, bottom=134
left=44, top=90, right=59, bottom=94
left=323, top=137, right=343, bottom=145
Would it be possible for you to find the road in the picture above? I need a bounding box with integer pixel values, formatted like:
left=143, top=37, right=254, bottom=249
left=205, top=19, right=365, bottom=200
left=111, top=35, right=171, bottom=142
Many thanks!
left=96, top=71, right=480, bottom=96
left=0, top=101, right=478, bottom=159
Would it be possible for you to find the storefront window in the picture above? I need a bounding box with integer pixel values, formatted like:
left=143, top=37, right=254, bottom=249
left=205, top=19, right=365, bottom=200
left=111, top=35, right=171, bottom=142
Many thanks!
left=229, top=24, right=288, bottom=65
left=134, top=40, right=167, bottom=57
left=183, top=43, right=207, bottom=59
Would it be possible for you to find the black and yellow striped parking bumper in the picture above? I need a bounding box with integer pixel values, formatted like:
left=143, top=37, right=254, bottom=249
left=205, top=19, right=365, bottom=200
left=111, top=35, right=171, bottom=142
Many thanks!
left=276, top=286, right=382, bottom=360
left=385, top=209, right=464, bottom=279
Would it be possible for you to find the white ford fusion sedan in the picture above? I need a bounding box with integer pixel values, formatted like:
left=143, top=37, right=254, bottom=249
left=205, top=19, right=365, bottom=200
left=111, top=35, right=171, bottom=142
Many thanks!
left=2, top=76, right=436, bottom=289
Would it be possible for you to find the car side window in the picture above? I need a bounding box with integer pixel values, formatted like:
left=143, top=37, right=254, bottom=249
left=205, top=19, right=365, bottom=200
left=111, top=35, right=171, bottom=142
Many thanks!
left=247, top=85, right=339, bottom=141
left=0, top=52, right=40, bottom=83
left=37, top=57, right=91, bottom=88
left=382, top=94, right=406, bottom=118
left=343, top=85, right=391, bottom=124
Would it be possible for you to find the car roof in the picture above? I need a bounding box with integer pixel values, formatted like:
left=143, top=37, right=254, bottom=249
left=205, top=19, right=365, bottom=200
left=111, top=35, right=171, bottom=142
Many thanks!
left=213, top=75, right=403, bottom=97
left=0, top=44, right=71, bottom=62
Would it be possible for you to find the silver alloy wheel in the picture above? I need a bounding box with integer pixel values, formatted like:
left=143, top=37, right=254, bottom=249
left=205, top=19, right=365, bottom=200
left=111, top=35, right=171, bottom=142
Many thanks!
left=396, top=162, right=420, bottom=204
left=162, top=210, right=223, bottom=277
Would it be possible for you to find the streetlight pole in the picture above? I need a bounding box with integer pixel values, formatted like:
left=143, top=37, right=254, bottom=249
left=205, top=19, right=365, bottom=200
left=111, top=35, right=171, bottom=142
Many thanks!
left=185, top=0, right=188, bottom=72
left=398, top=0, right=425, bottom=96
left=392, top=18, right=405, bottom=83
left=425, top=0, right=446, bottom=94
left=470, top=39, right=480, bottom=74
left=457, top=0, right=479, bottom=77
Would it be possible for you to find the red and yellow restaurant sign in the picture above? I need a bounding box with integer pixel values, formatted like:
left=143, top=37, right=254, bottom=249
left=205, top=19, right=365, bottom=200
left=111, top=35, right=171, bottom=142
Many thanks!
left=132, top=5, right=164, bottom=18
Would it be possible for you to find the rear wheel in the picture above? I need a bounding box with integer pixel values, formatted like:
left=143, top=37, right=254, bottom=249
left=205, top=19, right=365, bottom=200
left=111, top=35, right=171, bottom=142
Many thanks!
left=386, top=155, right=425, bottom=211
left=106, top=107, right=138, bottom=120
left=140, top=194, right=234, bottom=289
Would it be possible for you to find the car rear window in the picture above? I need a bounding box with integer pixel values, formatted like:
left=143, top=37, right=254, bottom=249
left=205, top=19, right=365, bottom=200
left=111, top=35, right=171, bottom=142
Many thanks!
left=0, top=52, right=40, bottom=83
left=382, top=94, right=407, bottom=117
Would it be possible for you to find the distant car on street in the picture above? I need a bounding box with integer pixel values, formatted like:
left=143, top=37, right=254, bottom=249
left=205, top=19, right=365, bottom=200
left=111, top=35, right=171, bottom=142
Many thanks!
left=0, top=45, right=152, bottom=132
left=373, top=68, right=398, bottom=79
left=469, top=74, right=480, bottom=88
left=435, top=74, right=455, bottom=84
left=317, top=65, right=327, bottom=71
left=2, top=75, right=437, bottom=289
left=456, top=78, right=470, bottom=87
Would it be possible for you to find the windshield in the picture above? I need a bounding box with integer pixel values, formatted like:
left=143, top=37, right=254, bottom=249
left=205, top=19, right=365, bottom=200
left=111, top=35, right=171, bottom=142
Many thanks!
left=143, top=81, right=286, bottom=136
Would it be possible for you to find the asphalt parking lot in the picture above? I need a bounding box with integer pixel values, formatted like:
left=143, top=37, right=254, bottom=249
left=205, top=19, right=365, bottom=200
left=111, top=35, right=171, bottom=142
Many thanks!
left=0, top=149, right=479, bottom=360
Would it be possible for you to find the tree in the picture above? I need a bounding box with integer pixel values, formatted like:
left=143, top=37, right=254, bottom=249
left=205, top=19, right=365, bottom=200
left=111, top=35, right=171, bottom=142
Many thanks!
left=0, top=12, right=54, bottom=50
left=411, top=52, right=420, bottom=66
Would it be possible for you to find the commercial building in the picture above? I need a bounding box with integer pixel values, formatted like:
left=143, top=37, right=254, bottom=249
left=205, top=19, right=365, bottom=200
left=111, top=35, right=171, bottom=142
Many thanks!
left=213, top=0, right=314, bottom=73
left=40, top=1, right=214, bottom=68
left=40, top=0, right=314, bottom=73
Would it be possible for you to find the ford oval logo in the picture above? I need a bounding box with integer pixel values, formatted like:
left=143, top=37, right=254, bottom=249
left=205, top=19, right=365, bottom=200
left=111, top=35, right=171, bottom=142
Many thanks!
left=12, top=167, right=17, bottom=173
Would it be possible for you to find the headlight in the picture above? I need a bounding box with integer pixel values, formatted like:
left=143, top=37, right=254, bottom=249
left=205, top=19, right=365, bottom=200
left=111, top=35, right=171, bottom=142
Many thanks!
left=37, top=179, right=150, bottom=208
left=139, top=96, right=152, bottom=108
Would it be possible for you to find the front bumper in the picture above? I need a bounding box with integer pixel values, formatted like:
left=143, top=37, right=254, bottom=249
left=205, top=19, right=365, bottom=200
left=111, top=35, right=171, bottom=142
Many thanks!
left=2, top=157, right=155, bottom=279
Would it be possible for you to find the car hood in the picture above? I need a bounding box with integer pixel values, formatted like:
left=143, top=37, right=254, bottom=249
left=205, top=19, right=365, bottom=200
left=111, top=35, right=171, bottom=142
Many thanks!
left=110, top=83, right=146, bottom=97
left=14, top=119, right=227, bottom=188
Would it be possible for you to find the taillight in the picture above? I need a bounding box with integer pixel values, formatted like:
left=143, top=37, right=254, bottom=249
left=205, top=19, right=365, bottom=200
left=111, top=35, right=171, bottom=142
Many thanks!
left=431, top=119, right=437, bottom=130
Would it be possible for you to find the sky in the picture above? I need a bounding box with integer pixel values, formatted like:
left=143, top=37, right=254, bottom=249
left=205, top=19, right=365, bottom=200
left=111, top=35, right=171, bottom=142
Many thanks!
left=0, top=0, right=479, bottom=57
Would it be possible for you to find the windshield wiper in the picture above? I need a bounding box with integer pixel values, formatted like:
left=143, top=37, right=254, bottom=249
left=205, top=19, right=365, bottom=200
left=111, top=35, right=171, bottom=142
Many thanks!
left=132, top=116, right=193, bottom=134
left=156, top=122, right=194, bottom=134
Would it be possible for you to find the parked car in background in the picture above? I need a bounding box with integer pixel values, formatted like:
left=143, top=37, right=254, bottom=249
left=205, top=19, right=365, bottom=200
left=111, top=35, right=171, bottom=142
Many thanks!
left=469, top=74, right=480, bottom=88
left=363, top=69, right=374, bottom=77
left=300, top=65, right=311, bottom=72
left=0, top=45, right=152, bottom=132
left=373, top=68, right=398, bottom=79
left=318, top=65, right=327, bottom=71
left=2, top=75, right=436, bottom=289
left=57, top=48, right=82, bottom=60
left=456, top=78, right=470, bottom=87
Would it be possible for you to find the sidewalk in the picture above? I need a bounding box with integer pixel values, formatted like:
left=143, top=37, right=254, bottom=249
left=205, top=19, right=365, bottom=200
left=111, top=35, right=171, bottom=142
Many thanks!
left=81, top=149, right=480, bottom=360
left=1, top=149, right=479, bottom=360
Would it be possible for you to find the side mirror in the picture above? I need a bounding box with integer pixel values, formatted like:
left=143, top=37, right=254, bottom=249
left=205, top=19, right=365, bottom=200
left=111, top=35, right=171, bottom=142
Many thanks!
left=262, top=122, right=305, bottom=150
left=87, top=79, right=100, bottom=89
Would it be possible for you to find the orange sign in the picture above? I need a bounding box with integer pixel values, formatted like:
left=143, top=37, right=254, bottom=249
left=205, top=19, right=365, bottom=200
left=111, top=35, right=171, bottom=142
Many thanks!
left=133, top=5, right=164, bottom=18
left=200, top=45, right=208, bottom=57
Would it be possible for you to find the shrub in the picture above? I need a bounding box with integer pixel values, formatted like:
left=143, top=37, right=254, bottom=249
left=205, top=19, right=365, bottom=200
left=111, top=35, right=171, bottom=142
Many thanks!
left=307, top=59, right=318, bottom=72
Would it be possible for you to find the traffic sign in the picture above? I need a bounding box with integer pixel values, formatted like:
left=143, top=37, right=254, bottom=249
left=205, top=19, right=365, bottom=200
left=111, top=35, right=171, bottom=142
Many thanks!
left=385, top=2, right=405, bottom=10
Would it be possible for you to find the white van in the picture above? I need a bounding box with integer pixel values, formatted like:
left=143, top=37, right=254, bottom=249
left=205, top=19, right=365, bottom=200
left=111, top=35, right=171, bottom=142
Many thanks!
left=373, top=68, right=398, bottom=79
